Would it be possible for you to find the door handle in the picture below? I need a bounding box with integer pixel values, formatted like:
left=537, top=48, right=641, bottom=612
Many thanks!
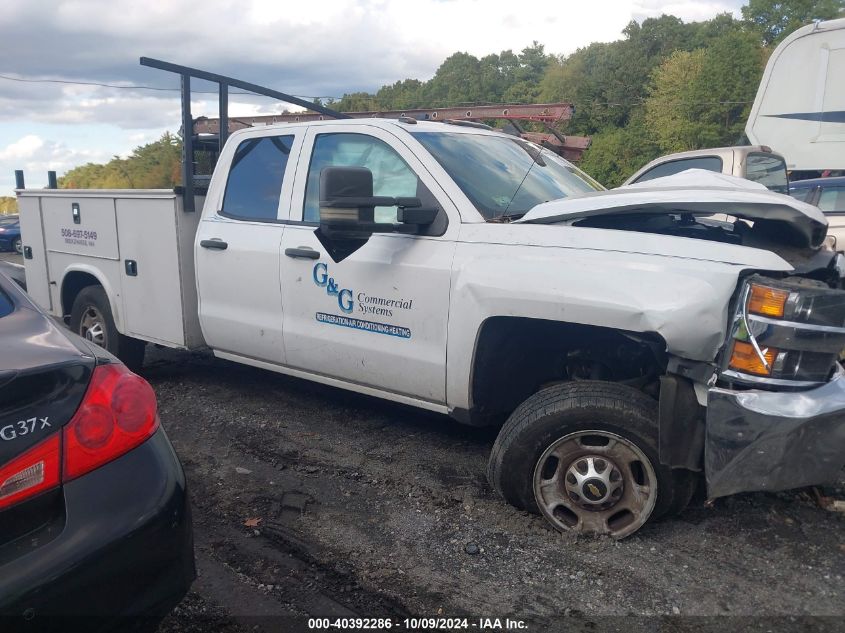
left=285, top=247, right=320, bottom=260
left=200, top=239, right=228, bottom=250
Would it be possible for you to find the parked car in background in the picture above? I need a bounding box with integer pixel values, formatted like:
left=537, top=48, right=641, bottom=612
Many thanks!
left=624, top=146, right=789, bottom=194
left=0, top=271, right=194, bottom=628
left=0, top=215, right=22, bottom=254
left=790, top=176, right=845, bottom=250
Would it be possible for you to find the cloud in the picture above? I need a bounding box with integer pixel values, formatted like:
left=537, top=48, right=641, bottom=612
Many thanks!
left=0, top=134, right=117, bottom=191
left=0, top=135, right=45, bottom=161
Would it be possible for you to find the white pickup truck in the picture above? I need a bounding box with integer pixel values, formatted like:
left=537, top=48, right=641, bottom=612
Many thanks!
left=16, top=118, right=845, bottom=538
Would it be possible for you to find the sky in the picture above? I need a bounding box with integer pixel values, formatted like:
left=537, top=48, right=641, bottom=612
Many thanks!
left=0, top=0, right=746, bottom=196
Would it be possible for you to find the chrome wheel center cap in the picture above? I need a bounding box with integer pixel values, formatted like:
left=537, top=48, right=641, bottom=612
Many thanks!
left=565, top=455, right=623, bottom=509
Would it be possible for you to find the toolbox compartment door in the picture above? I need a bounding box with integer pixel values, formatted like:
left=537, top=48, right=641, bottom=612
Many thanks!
left=41, top=196, right=119, bottom=260
left=116, top=196, right=186, bottom=347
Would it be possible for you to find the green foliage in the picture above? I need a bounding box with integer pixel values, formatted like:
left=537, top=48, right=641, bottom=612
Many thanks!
left=579, top=116, right=660, bottom=187
left=644, top=29, right=765, bottom=153
left=0, top=197, right=17, bottom=214
left=328, top=42, right=552, bottom=111
left=742, top=0, right=843, bottom=45
left=645, top=49, right=709, bottom=152
left=59, top=133, right=182, bottom=189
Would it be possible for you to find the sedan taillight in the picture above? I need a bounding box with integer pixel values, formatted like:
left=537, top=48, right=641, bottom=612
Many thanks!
left=0, top=364, right=158, bottom=511
left=64, top=363, right=158, bottom=481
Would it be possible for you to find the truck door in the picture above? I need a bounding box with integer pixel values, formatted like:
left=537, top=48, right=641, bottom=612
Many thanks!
left=280, top=125, right=457, bottom=405
left=196, top=130, right=302, bottom=364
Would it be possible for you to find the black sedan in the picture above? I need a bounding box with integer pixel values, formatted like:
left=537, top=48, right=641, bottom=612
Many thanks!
left=0, top=271, right=194, bottom=630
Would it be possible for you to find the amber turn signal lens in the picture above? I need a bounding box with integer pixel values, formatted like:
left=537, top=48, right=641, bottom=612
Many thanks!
left=748, top=284, right=789, bottom=318
left=729, top=340, right=777, bottom=376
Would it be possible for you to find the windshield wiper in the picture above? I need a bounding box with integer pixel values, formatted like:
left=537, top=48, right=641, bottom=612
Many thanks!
left=488, top=212, right=526, bottom=223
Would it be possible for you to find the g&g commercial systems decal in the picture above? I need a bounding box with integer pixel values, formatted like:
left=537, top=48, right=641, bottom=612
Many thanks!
left=312, top=262, right=412, bottom=339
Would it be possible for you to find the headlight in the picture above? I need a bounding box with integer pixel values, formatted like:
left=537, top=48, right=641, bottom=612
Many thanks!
left=721, top=276, right=845, bottom=388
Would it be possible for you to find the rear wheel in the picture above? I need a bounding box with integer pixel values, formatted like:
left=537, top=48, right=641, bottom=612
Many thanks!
left=487, top=381, right=695, bottom=539
left=69, top=285, right=145, bottom=371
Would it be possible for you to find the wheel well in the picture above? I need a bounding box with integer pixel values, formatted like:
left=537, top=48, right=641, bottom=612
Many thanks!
left=469, top=317, right=667, bottom=426
left=61, top=271, right=101, bottom=317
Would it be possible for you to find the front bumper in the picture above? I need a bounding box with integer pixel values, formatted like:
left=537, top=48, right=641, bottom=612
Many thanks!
left=0, top=428, right=195, bottom=628
left=705, top=367, right=845, bottom=498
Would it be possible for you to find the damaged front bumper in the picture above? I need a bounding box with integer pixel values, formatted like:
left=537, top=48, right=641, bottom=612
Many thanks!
left=705, top=366, right=845, bottom=499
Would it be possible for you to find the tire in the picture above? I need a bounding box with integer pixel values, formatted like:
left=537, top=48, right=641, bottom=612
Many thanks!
left=487, top=381, right=694, bottom=538
left=13, top=237, right=22, bottom=255
left=69, top=285, right=145, bottom=371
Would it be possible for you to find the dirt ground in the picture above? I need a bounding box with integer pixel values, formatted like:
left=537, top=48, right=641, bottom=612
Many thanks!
left=130, top=345, right=845, bottom=633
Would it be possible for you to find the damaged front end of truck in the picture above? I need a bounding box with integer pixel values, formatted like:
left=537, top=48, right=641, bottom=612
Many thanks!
left=520, top=170, right=845, bottom=500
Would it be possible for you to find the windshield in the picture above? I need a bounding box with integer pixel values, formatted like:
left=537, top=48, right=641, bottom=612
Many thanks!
left=746, top=153, right=788, bottom=194
left=412, top=131, right=602, bottom=220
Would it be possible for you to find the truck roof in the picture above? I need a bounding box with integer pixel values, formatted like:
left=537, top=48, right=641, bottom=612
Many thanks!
left=225, top=116, right=508, bottom=138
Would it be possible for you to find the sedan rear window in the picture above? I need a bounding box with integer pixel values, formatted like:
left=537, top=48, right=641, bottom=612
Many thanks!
left=634, top=156, right=723, bottom=183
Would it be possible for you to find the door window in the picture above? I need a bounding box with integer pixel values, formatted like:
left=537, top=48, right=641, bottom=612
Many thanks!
left=788, top=186, right=813, bottom=203
left=818, top=186, right=845, bottom=213
left=303, top=133, right=423, bottom=223
left=634, top=156, right=723, bottom=183
left=221, top=135, right=294, bottom=221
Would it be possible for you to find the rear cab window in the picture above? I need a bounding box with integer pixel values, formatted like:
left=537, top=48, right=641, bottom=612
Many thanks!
left=746, top=153, right=789, bottom=194
left=633, top=156, right=723, bottom=183
left=221, top=135, right=295, bottom=221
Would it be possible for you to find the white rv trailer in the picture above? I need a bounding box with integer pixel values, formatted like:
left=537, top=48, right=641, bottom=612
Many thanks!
left=746, top=17, right=845, bottom=172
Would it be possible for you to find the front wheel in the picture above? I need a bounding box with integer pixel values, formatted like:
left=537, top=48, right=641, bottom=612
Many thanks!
left=69, top=285, right=145, bottom=371
left=487, top=381, right=694, bottom=539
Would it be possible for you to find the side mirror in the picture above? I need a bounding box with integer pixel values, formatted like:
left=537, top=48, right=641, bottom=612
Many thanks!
left=319, top=166, right=392, bottom=240
left=318, top=166, right=438, bottom=241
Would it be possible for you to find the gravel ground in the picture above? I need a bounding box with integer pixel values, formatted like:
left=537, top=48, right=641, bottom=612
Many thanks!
left=133, top=346, right=845, bottom=632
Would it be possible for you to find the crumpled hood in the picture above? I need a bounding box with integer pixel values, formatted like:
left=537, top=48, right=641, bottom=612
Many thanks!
left=518, top=169, right=828, bottom=248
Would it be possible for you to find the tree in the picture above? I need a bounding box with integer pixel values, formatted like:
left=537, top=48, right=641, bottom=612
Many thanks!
left=579, top=114, right=660, bottom=187
left=645, top=49, right=709, bottom=152
left=537, top=14, right=729, bottom=135
left=0, top=197, right=17, bottom=214
left=59, top=133, right=182, bottom=189
left=644, top=29, right=765, bottom=153
left=694, top=30, right=766, bottom=144
left=742, top=0, right=843, bottom=45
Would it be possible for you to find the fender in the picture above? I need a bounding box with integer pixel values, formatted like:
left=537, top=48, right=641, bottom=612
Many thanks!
left=60, top=264, right=125, bottom=334
left=445, top=224, right=793, bottom=411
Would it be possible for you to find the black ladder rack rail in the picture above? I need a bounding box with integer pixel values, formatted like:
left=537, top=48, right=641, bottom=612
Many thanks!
left=139, top=56, right=349, bottom=212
